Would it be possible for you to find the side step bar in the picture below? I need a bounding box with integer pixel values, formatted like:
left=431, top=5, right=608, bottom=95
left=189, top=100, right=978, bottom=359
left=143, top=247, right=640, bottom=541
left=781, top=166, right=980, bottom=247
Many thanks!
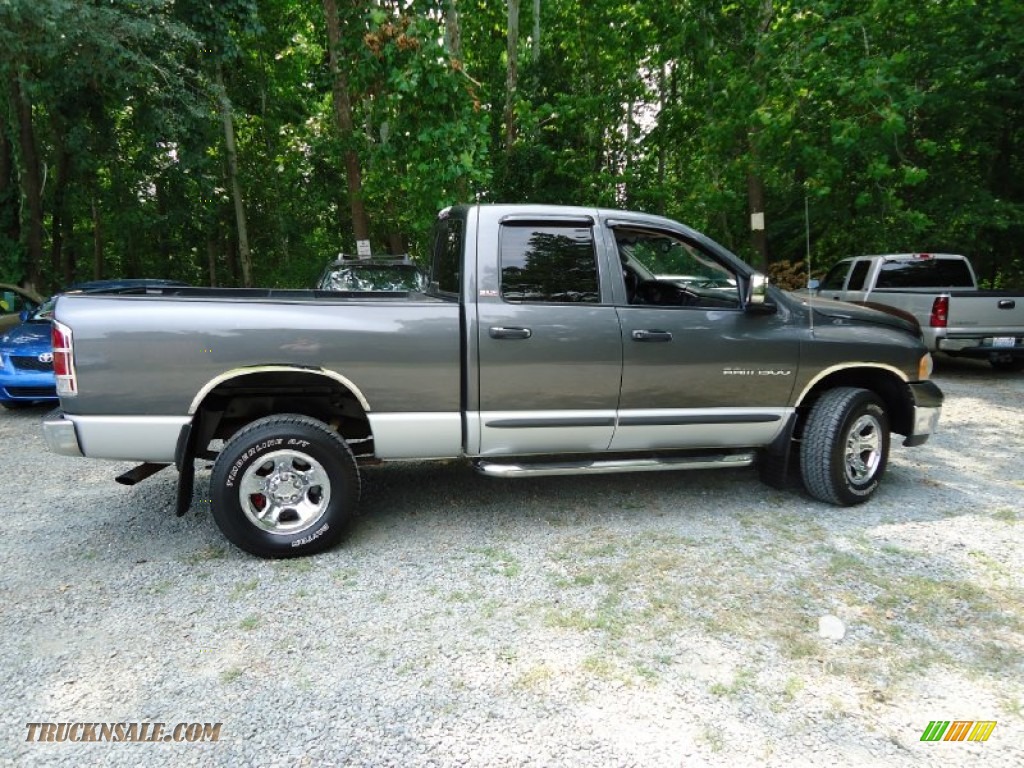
left=473, top=452, right=755, bottom=478
left=115, top=462, right=170, bottom=486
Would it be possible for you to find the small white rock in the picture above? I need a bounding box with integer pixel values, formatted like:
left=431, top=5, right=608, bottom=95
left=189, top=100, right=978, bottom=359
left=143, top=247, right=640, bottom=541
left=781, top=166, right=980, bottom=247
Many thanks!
left=818, top=614, right=846, bottom=640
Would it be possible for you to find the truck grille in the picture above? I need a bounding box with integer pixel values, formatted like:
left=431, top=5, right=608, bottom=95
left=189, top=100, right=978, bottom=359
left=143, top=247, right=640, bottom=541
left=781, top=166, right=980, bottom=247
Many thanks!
left=10, top=355, right=53, bottom=372
left=6, top=386, right=57, bottom=398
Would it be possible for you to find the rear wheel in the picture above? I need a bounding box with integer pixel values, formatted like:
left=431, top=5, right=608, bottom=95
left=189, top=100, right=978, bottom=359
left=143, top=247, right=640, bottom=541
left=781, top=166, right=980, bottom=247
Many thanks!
left=210, top=414, right=360, bottom=557
left=800, top=387, right=890, bottom=506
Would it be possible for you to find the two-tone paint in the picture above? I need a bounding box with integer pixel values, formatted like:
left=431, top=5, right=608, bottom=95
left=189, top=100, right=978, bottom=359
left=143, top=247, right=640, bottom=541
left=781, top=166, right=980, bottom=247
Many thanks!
left=44, top=204, right=941, bottom=470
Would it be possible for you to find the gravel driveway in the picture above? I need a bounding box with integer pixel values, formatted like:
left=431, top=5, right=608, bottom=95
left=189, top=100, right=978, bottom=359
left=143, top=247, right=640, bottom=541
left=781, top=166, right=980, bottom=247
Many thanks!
left=2, top=358, right=1022, bottom=767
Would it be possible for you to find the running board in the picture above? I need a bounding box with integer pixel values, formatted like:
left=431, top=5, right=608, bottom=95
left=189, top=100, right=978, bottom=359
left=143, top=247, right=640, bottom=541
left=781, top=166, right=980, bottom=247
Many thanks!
left=473, top=452, right=756, bottom=478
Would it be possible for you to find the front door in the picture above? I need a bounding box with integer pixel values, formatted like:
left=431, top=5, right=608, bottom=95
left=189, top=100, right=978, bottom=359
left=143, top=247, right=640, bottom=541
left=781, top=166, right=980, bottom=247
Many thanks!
left=610, top=226, right=801, bottom=451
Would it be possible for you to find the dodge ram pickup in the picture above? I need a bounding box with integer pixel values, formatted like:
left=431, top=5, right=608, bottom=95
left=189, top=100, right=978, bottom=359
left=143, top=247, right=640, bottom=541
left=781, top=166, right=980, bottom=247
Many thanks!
left=815, top=253, right=1024, bottom=371
left=43, top=204, right=943, bottom=557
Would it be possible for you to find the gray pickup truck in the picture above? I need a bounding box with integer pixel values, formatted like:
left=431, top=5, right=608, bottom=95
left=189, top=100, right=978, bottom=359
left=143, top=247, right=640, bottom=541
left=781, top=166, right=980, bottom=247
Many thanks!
left=815, top=254, right=1024, bottom=371
left=44, top=204, right=942, bottom=557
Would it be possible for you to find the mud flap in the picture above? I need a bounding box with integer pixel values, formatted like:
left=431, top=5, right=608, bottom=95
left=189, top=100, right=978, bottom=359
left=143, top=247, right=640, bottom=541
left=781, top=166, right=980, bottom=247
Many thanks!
left=175, top=422, right=197, bottom=517
left=176, top=460, right=195, bottom=517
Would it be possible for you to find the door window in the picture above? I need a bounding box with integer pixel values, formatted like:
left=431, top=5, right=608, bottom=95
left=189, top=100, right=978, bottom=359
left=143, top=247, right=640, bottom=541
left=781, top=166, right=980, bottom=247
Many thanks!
left=615, top=230, right=740, bottom=309
left=847, top=260, right=871, bottom=291
left=499, top=224, right=600, bottom=303
left=819, top=262, right=849, bottom=291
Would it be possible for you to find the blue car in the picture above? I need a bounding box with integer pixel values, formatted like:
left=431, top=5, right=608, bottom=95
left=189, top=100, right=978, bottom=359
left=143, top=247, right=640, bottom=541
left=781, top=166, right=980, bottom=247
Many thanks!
left=0, top=297, right=58, bottom=409
left=0, top=279, right=189, bottom=410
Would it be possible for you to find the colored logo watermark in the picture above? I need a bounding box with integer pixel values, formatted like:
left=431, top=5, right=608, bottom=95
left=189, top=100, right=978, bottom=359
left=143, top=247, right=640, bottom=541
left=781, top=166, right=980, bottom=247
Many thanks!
left=920, top=721, right=996, bottom=742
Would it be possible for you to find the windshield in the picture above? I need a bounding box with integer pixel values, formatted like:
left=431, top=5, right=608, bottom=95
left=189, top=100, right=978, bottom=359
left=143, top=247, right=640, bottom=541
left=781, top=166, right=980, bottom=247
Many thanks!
left=30, top=298, right=57, bottom=321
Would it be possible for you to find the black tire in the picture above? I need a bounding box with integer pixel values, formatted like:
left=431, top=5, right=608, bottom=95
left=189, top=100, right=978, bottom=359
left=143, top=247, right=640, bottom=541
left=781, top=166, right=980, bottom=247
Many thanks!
left=210, top=414, right=360, bottom=558
left=990, top=357, right=1024, bottom=372
left=800, top=387, right=890, bottom=506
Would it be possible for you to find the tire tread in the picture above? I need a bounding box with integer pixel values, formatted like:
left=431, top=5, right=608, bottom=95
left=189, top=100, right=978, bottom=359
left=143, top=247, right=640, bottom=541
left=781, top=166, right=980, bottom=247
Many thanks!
left=800, top=387, right=886, bottom=506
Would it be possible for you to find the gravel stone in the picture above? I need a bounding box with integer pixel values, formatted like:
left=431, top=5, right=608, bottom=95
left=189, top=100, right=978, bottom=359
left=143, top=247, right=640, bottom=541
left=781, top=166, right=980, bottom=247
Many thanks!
left=1, top=357, right=1022, bottom=767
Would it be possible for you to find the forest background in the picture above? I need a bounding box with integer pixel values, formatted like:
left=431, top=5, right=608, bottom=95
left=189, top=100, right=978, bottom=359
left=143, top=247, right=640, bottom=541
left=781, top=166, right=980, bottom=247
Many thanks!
left=1, top=0, right=1021, bottom=294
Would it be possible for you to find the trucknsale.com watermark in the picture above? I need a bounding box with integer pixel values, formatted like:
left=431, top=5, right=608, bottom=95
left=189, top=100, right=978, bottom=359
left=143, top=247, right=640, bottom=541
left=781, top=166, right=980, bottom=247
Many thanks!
left=25, top=722, right=222, bottom=743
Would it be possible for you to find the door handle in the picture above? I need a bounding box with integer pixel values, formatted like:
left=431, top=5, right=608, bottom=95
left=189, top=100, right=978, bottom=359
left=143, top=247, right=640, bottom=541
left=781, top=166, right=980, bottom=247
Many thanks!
left=998, top=299, right=1015, bottom=309
left=489, top=326, right=532, bottom=340
left=631, top=329, right=673, bottom=342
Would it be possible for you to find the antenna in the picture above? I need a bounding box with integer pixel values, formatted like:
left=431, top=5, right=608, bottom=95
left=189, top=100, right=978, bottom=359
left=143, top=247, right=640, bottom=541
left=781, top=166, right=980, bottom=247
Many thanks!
left=805, top=195, right=814, bottom=333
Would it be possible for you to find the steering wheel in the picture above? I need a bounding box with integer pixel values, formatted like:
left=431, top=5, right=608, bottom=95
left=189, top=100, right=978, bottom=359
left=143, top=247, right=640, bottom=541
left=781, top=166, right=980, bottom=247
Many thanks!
left=635, top=280, right=699, bottom=306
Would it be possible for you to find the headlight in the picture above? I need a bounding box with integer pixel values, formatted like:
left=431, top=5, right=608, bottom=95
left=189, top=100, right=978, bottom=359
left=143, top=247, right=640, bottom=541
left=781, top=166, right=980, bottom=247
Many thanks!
left=918, top=353, right=933, bottom=380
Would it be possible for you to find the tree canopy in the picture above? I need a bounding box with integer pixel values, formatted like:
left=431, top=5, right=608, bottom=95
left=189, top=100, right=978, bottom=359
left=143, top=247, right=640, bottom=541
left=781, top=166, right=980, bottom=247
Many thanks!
left=1, top=0, right=1021, bottom=292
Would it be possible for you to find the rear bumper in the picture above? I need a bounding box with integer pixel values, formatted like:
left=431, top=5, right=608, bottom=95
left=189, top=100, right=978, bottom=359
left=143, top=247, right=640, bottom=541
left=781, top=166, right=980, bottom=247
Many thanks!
left=42, top=411, right=189, bottom=461
left=937, top=336, right=1024, bottom=360
left=43, top=410, right=83, bottom=457
left=903, top=380, right=943, bottom=447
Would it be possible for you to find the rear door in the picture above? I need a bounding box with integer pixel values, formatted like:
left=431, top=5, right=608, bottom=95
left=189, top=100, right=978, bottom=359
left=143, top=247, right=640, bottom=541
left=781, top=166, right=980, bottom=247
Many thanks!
left=474, top=212, right=623, bottom=456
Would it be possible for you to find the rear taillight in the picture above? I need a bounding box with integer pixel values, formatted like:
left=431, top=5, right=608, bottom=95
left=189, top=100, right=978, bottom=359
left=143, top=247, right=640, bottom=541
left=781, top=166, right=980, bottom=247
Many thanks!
left=52, top=320, right=77, bottom=396
left=929, top=296, right=949, bottom=328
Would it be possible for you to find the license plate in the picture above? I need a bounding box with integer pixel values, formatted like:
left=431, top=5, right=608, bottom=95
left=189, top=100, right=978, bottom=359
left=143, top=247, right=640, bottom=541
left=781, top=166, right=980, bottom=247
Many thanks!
left=992, top=337, right=1017, bottom=348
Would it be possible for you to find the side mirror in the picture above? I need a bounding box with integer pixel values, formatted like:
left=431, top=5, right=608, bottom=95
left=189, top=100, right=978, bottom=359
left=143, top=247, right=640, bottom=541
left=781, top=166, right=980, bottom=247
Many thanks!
left=747, top=273, right=768, bottom=305
left=808, top=278, right=820, bottom=291
left=745, top=273, right=776, bottom=313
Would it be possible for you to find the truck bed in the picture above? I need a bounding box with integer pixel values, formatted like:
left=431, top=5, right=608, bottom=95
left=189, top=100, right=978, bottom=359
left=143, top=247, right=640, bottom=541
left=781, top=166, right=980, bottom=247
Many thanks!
left=54, top=289, right=462, bottom=417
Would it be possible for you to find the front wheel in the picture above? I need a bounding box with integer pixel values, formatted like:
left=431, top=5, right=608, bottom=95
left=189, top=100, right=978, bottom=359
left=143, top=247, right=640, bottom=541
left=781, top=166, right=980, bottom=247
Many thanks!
left=800, top=387, right=890, bottom=506
left=210, top=414, right=360, bottom=557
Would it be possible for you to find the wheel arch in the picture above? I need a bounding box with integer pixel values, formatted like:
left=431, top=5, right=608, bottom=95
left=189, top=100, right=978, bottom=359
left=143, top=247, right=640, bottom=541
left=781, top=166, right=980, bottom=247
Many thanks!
left=185, top=366, right=375, bottom=461
left=794, top=364, right=915, bottom=437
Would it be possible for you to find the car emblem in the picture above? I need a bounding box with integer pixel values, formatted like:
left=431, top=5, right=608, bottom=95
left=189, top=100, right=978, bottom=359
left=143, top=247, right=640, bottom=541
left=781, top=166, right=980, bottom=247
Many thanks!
left=38, top=352, right=54, bottom=363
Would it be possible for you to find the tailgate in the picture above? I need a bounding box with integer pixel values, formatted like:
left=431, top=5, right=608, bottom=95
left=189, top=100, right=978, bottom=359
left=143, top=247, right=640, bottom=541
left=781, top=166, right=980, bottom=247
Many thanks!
left=947, top=293, right=1024, bottom=336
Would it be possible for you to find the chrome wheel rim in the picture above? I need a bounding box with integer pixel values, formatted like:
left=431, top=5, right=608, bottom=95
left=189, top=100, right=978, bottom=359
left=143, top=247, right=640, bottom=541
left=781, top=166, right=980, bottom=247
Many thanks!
left=845, top=414, right=882, bottom=484
left=238, top=450, right=331, bottom=536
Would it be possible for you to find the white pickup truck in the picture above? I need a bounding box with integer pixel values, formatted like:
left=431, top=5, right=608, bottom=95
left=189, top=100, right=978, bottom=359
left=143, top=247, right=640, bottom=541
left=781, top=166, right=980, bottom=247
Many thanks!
left=814, top=254, right=1024, bottom=371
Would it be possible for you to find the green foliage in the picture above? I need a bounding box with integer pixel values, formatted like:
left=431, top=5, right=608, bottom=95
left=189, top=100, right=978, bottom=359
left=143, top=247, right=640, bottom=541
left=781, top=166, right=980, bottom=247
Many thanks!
left=0, top=0, right=1021, bottom=288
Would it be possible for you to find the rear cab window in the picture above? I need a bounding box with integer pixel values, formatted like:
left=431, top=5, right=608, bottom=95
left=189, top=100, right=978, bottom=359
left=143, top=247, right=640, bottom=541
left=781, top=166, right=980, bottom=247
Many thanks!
left=875, top=258, right=975, bottom=289
left=429, top=212, right=464, bottom=297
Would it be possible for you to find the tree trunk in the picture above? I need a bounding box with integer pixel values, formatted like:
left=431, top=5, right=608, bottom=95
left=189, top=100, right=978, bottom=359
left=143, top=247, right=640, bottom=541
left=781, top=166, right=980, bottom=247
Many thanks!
left=444, top=0, right=461, bottom=60
left=155, top=175, right=171, bottom=274
left=8, top=73, right=44, bottom=292
left=655, top=64, right=669, bottom=216
left=323, top=0, right=371, bottom=249
left=0, top=122, right=20, bottom=254
left=91, top=193, right=103, bottom=281
left=206, top=233, right=218, bottom=287
left=50, top=145, right=73, bottom=284
left=215, top=66, right=253, bottom=287
left=504, top=0, right=520, bottom=151
left=747, top=169, right=768, bottom=270
left=532, top=0, right=540, bottom=64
